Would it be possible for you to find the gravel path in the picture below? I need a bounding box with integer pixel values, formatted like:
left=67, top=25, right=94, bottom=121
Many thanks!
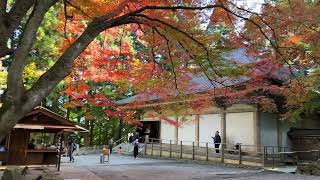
left=59, top=154, right=320, bottom=180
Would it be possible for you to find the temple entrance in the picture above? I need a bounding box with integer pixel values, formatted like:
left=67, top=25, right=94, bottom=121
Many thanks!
left=137, top=121, right=160, bottom=142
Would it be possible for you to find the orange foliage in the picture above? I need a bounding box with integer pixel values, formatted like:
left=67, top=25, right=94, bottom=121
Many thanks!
left=56, top=0, right=320, bottom=123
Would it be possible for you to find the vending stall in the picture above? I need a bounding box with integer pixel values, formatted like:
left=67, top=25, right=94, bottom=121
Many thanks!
left=0, top=106, right=87, bottom=165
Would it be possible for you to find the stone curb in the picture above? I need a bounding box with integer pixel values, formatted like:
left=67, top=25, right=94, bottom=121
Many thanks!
left=141, top=155, right=262, bottom=170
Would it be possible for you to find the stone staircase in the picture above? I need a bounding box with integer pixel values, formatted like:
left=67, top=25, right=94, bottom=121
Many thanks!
left=112, top=143, right=145, bottom=155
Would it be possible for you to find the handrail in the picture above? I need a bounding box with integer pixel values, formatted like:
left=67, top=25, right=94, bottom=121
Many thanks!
left=147, top=137, right=288, bottom=149
left=113, top=135, right=129, bottom=146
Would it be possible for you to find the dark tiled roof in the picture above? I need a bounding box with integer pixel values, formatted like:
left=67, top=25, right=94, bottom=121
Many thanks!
left=116, top=49, right=291, bottom=105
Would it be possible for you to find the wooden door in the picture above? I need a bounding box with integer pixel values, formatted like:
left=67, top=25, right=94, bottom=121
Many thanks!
left=7, top=129, right=29, bottom=165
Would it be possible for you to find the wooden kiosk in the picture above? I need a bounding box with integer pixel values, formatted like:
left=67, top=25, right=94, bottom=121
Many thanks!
left=0, top=106, right=87, bottom=166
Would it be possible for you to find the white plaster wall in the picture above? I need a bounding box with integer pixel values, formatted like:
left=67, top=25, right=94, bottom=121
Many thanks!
left=279, top=120, right=294, bottom=149
left=226, top=112, right=254, bottom=146
left=260, top=113, right=278, bottom=147
left=160, top=117, right=176, bottom=144
left=178, top=116, right=196, bottom=145
left=199, top=114, right=221, bottom=147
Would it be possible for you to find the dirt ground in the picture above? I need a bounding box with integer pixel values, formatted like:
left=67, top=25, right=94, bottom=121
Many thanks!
left=57, top=154, right=320, bottom=180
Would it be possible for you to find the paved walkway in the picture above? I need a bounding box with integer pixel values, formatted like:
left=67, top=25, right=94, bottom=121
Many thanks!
left=59, top=154, right=176, bottom=180
left=61, top=154, right=175, bottom=166
left=59, top=166, right=103, bottom=180
left=57, top=154, right=319, bottom=180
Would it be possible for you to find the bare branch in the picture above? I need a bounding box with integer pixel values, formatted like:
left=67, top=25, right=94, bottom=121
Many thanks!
left=215, top=3, right=296, bottom=77
left=133, top=14, right=221, bottom=77
left=153, top=27, right=180, bottom=94
left=63, top=0, right=71, bottom=44
left=65, top=0, right=91, bottom=18
left=0, top=0, right=35, bottom=58
left=7, top=0, right=35, bottom=31
left=0, top=0, right=7, bottom=13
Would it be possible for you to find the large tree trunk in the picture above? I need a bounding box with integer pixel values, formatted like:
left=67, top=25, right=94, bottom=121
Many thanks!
left=89, top=120, right=94, bottom=146
left=0, top=106, right=30, bottom=141
left=0, top=0, right=164, bottom=143
left=84, top=119, right=90, bottom=146
left=115, top=119, right=123, bottom=142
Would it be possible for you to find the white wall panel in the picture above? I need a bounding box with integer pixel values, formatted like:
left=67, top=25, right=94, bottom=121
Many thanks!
left=160, top=117, right=176, bottom=144
left=260, top=113, right=278, bottom=146
left=199, top=114, right=221, bottom=147
left=226, top=112, right=254, bottom=146
left=178, top=116, right=196, bottom=145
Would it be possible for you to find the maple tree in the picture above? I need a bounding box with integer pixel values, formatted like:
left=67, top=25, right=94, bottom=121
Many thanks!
left=0, top=0, right=319, bottom=142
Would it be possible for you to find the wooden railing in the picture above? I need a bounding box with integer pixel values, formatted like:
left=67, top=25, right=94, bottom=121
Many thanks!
left=144, top=138, right=295, bottom=167
left=74, top=135, right=129, bottom=155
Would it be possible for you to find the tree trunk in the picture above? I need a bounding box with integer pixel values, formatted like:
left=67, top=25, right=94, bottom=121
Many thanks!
left=0, top=0, right=158, bottom=143
left=89, top=120, right=94, bottom=146
left=115, top=119, right=123, bottom=142
left=84, top=119, right=90, bottom=146
left=98, top=124, right=102, bottom=145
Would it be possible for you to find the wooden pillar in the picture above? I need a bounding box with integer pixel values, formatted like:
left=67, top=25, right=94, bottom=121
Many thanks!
left=57, top=132, right=64, bottom=171
left=221, top=108, right=226, bottom=145
left=159, top=120, right=161, bottom=141
left=195, top=115, right=200, bottom=146
left=175, top=117, right=179, bottom=144
left=253, top=106, right=261, bottom=151
left=221, top=107, right=226, bottom=163
left=277, top=118, right=282, bottom=148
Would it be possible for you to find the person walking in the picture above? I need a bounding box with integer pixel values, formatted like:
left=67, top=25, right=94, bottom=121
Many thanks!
left=145, top=128, right=150, bottom=143
left=211, top=131, right=221, bottom=153
left=134, top=132, right=139, bottom=142
left=129, top=133, right=134, bottom=143
left=133, top=139, right=139, bottom=159
left=108, top=138, right=114, bottom=154
left=68, top=140, right=76, bottom=162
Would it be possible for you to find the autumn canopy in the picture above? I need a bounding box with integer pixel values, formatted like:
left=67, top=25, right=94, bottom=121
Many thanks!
left=0, top=0, right=319, bottom=141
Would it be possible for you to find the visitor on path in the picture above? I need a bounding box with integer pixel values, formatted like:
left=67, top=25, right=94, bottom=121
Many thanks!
left=134, top=132, right=139, bottom=142
left=108, top=138, right=114, bottom=154
left=211, top=131, right=221, bottom=153
left=145, top=128, right=150, bottom=143
left=117, top=146, right=123, bottom=154
left=133, top=139, right=139, bottom=159
left=68, top=140, right=76, bottom=162
left=129, top=133, right=134, bottom=143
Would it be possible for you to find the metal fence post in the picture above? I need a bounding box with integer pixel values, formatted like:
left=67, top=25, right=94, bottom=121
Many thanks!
left=180, top=141, right=183, bottom=159
left=144, top=139, right=147, bottom=155
left=206, top=142, right=209, bottom=161
left=160, top=139, right=162, bottom=157
left=169, top=140, right=172, bottom=158
left=272, top=146, right=275, bottom=168
left=265, top=147, right=268, bottom=160
left=239, top=144, right=242, bottom=165
left=262, top=146, right=266, bottom=167
left=192, top=142, right=195, bottom=160
left=151, top=141, right=154, bottom=156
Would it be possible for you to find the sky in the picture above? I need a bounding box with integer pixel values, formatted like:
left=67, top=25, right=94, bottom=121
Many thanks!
left=241, top=0, right=264, bottom=13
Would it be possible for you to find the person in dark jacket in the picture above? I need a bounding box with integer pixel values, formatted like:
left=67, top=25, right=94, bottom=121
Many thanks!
left=211, top=131, right=221, bottom=153
left=134, top=132, right=139, bottom=142
left=108, top=138, right=114, bottom=154
left=68, top=140, right=76, bottom=162
left=133, top=139, right=139, bottom=159
left=129, top=134, right=134, bottom=143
